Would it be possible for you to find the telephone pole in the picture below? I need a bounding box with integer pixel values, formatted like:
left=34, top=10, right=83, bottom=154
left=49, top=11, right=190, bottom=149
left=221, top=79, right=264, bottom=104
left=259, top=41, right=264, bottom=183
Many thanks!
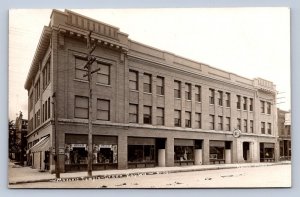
left=84, top=31, right=98, bottom=177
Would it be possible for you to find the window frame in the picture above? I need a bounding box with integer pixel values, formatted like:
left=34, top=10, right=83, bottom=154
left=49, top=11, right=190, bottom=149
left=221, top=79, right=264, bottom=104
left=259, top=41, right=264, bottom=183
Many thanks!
left=97, top=99, right=110, bottom=121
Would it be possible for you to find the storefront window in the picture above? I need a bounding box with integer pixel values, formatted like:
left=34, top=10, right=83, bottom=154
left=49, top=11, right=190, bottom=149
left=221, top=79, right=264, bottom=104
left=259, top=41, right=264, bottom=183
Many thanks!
left=93, top=144, right=118, bottom=164
left=264, top=148, right=274, bottom=159
left=174, top=146, right=194, bottom=161
left=65, top=144, right=88, bottom=164
left=209, top=146, right=225, bottom=160
left=128, top=145, right=155, bottom=163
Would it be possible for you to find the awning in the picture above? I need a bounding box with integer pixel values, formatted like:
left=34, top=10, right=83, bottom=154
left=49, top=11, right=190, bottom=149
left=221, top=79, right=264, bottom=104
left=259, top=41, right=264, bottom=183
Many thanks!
left=29, top=135, right=50, bottom=153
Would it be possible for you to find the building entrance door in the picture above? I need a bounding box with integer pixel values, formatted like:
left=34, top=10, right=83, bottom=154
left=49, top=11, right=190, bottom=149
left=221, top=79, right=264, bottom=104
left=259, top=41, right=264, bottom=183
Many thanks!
left=243, top=142, right=250, bottom=162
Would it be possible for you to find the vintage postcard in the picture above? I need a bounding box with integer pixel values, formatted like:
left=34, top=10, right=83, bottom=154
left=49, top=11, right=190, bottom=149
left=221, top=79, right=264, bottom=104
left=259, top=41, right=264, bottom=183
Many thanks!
left=8, top=8, right=291, bottom=188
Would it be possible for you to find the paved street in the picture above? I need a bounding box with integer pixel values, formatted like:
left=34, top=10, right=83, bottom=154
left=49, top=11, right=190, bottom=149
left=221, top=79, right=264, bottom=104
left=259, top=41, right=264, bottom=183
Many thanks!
left=10, top=164, right=291, bottom=188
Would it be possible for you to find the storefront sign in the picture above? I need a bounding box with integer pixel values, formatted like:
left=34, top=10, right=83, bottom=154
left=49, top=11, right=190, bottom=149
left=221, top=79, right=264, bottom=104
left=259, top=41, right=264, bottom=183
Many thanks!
left=59, top=148, right=65, bottom=155
left=99, top=145, right=112, bottom=149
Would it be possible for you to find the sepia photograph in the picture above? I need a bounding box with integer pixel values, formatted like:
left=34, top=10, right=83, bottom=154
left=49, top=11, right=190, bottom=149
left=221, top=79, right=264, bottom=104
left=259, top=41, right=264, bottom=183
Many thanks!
left=8, top=8, right=291, bottom=188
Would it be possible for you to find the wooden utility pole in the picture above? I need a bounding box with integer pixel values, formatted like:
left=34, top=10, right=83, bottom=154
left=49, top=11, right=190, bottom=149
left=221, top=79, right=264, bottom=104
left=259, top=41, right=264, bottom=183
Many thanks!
left=52, top=92, right=60, bottom=178
left=84, top=31, right=98, bottom=177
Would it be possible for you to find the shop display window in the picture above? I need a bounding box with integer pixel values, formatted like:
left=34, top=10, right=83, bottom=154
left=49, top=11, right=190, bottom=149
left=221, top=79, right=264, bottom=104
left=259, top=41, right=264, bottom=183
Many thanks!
left=128, top=145, right=155, bottom=163
left=174, top=146, right=194, bottom=161
left=65, top=144, right=88, bottom=164
left=93, top=144, right=118, bottom=164
left=209, top=146, right=225, bottom=160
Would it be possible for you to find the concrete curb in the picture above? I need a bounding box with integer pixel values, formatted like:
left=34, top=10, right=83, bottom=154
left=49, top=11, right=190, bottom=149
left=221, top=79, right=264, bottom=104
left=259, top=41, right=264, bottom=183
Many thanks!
left=9, top=162, right=290, bottom=185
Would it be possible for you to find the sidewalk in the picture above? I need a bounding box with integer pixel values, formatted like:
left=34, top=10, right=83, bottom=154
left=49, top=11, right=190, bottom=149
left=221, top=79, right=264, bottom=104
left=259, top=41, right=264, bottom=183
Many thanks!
left=8, top=161, right=291, bottom=185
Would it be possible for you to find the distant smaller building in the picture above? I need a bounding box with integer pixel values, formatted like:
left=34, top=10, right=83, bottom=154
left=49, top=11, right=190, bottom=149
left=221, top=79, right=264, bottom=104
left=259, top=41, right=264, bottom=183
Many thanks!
left=277, top=109, right=291, bottom=161
left=10, top=112, right=28, bottom=165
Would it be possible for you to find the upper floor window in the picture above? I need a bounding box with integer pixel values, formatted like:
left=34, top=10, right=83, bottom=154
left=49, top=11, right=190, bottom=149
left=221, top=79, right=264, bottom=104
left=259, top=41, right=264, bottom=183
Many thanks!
left=243, top=97, right=247, bottom=110
left=267, top=123, right=272, bottom=134
left=42, top=60, right=51, bottom=89
left=261, top=122, right=266, bottom=134
left=156, top=107, right=164, bottom=125
left=174, top=110, right=181, bottom=127
left=209, top=89, right=215, bottom=104
left=209, top=115, right=215, bottom=130
left=174, top=81, right=181, bottom=98
left=225, top=117, right=230, bottom=131
left=237, top=95, right=241, bottom=109
left=243, top=119, right=248, bottom=132
left=249, top=98, right=253, bottom=111
left=185, top=111, right=191, bottom=128
left=129, top=70, right=138, bottom=90
left=225, top=92, right=230, bottom=107
left=34, top=79, right=40, bottom=102
left=129, top=104, right=138, bottom=123
left=29, top=93, right=33, bottom=111
left=218, top=116, right=223, bottom=130
left=143, top=73, right=152, bottom=93
left=260, top=101, right=265, bottom=113
left=185, top=83, right=191, bottom=100
left=97, top=99, right=110, bottom=121
left=97, top=63, right=110, bottom=85
left=195, top=113, right=201, bottom=129
left=74, top=96, right=89, bottom=119
left=75, top=57, right=87, bottom=81
left=143, top=106, right=152, bottom=124
left=195, top=85, right=201, bottom=102
left=156, top=76, right=164, bottom=95
left=267, top=102, right=271, bottom=114
left=218, top=91, right=223, bottom=106
left=250, top=120, right=254, bottom=133
left=237, top=118, right=241, bottom=130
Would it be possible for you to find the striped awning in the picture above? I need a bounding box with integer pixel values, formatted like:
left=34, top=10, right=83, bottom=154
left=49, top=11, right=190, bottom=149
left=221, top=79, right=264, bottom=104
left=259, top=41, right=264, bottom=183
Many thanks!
left=29, top=135, right=50, bottom=153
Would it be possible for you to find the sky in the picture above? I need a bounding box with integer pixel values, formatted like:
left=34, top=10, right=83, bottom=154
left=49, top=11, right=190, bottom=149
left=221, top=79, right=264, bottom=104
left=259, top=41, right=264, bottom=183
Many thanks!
left=9, top=8, right=290, bottom=120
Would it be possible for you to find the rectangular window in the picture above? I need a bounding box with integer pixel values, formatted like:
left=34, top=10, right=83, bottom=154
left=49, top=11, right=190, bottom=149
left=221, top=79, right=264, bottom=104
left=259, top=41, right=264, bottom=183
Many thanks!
left=42, top=104, right=44, bottom=123
left=267, top=123, right=272, bottom=134
left=249, top=98, right=253, bottom=111
left=129, top=104, right=138, bottom=123
left=75, top=57, right=87, bottom=81
left=174, top=110, right=181, bottom=127
left=174, top=80, right=181, bottom=98
left=45, top=101, right=47, bottom=121
left=218, top=116, right=223, bottom=130
left=75, top=96, right=89, bottom=119
left=218, top=91, right=223, bottom=106
left=195, top=113, right=201, bottom=129
left=250, top=120, right=254, bottom=133
left=225, top=117, right=230, bottom=131
left=237, top=118, right=241, bottom=130
left=185, top=83, right=192, bottom=100
left=143, top=106, right=152, bottom=124
left=129, top=70, right=138, bottom=90
left=42, top=61, right=51, bottom=89
left=185, top=111, right=191, bottom=128
left=243, top=119, right=247, bottom=132
left=267, top=102, right=271, bottom=114
left=195, top=85, right=201, bottom=102
left=261, top=101, right=265, bottom=113
left=34, top=79, right=40, bottom=102
left=243, top=97, right=247, bottom=110
left=156, top=107, right=164, bottom=125
left=237, top=95, right=241, bottom=109
left=97, top=63, right=110, bottom=85
left=225, top=92, right=230, bottom=107
left=156, top=76, right=164, bottom=95
left=48, top=97, right=50, bottom=119
left=209, top=115, right=215, bottom=130
left=209, top=89, right=215, bottom=104
left=143, top=73, right=152, bottom=93
left=261, top=122, right=266, bottom=134
left=97, top=99, right=110, bottom=121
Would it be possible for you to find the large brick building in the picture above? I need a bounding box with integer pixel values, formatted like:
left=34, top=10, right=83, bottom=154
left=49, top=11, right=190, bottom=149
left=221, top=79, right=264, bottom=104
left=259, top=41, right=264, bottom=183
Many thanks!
left=25, top=10, right=279, bottom=173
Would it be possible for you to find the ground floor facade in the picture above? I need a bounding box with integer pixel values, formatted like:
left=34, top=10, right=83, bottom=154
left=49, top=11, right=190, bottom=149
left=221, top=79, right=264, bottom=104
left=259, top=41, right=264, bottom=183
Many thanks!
left=50, top=122, right=279, bottom=173
left=279, top=138, right=291, bottom=161
left=27, top=121, right=279, bottom=173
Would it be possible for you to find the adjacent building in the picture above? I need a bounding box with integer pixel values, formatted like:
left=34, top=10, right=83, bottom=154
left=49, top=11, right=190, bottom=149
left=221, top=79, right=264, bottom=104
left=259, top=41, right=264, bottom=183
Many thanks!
left=277, top=109, right=291, bottom=161
left=25, top=10, right=279, bottom=173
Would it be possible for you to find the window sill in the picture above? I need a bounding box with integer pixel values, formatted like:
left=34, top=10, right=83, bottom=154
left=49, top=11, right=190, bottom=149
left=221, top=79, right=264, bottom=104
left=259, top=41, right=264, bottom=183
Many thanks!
left=130, top=89, right=139, bottom=93
left=143, top=92, right=152, bottom=95
left=74, top=78, right=88, bottom=83
left=95, top=83, right=111, bottom=87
